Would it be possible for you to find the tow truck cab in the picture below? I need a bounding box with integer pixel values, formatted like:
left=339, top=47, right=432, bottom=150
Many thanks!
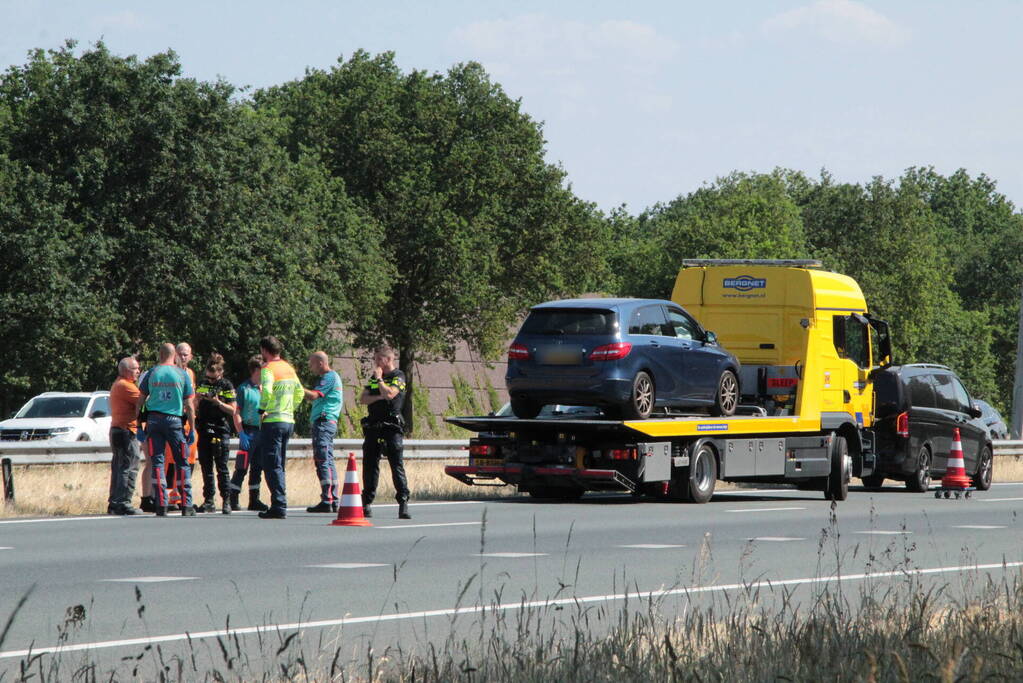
left=446, top=260, right=892, bottom=502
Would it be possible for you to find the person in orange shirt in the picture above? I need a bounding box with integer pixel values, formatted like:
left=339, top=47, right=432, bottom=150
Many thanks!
left=108, top=356, right=142, bottom=515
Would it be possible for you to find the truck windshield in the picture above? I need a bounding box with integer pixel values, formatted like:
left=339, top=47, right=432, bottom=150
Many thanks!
left=520, top=309, right=617, bottom=336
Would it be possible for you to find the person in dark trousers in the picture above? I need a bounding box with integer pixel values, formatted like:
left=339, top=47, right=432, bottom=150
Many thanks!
left=135, top=343, right=197, bottom=517
left=304, top=351, right=343, bottom=513
left=107, top=356, right=142, bottom=515
left=195, top=353, right=236, bottom=514
left=257, top=335, right=304, bottom=519
left=359, top=345, right=411, bottom=520
left=229, top=355, right=267, bottom=511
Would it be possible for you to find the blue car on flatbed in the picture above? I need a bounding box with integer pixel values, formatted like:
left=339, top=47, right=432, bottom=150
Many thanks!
left=506, top=298, right=740, bottom=420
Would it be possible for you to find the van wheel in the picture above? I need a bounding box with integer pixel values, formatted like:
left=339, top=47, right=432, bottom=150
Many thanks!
left=973, top=445, right=993, bottom=491
left=622, top=372, right=654, bottom=420
left=710, top=370, right=739, bottom=417
left=861, top=473, right=885, bottom=490
left=510, top=398, right=541, bottom=419
left=905, top=446, right=932, bottom=492
left=824, top=435, right=850, bottom=501
left=678, top=443, right=717, bottom=504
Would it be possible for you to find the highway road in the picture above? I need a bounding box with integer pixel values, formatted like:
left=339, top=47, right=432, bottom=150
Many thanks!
left=2, top=482, right=1023, bottom=677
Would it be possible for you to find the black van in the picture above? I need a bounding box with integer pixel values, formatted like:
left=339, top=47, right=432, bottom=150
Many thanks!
left=867, top=364, right=993, bottom=492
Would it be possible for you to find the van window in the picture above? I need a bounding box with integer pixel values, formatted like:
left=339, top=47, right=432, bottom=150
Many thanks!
left=905, top=373, right=936, bottom=408
left=91, top=396, right=110, bottom=417
left=950, top=377, right=973, bottom=414
left=873, top=370, right=901, bottom=418
left=520, top=309, right=617, bottom=336
left=833, top=316, right=870, bottom=369
left=931, top=373, right=961, bottom=412
left=629, top=305, right=669, bottom=336
left=666, top=308, right=700, bottom=340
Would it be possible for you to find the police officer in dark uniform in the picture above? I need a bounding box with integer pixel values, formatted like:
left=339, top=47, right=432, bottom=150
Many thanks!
left=359, top=345, right=411, bottom=519
left=195, top=353, right=236, bottom=514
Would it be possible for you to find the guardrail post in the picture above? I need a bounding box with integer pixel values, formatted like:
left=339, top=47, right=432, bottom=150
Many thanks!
left=1, top=457, right=13, bottom=503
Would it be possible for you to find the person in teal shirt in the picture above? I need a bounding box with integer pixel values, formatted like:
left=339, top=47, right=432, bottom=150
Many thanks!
left=303, top=351, right=343, bottom=512
left=228, top=355, right=267, bottom=512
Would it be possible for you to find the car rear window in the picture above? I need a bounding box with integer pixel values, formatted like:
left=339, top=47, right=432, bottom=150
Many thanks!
left=905, top=373, right=936, bottom=408
left=873, top=370, right=901, bottom=417
left=520, top=309, right=617, bottom=336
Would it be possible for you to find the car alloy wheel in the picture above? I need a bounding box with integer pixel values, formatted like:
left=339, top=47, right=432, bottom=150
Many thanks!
left=905, top=446, right=931, bottom=492
left=624, top=371, right=654, bottom=420
left=713, top=370, right=739, bottom=417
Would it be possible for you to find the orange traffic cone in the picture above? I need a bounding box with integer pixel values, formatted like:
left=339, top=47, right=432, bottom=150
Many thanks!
left=331, top=452, right=372, bottom=527
left=941, top=428, right=972, bottom=490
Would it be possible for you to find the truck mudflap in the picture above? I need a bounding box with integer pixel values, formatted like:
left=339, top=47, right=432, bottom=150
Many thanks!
left=444, top=464, right=637, bottom=492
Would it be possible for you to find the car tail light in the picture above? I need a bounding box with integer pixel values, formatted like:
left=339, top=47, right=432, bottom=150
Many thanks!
left=469, top=444, right=494, bottom=457
left=508, top=343, right=530, bottom=360
left=896, top=411, right=909, bottom=438
left=609, top=448, right=637, bottom=461
left=590, top=342, right=633, bottom=361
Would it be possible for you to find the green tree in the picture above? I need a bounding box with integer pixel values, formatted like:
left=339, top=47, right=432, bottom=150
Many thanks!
left=257, top=51, right=613, bottom=432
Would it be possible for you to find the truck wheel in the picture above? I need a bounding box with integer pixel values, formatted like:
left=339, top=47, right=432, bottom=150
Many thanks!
left=905, top=445, right=931, bottom=492
left=527, top=486, right=584, bottom=501
left=511, top=398, right=541, bottom=419
left=678, top=443, right=717, bottom=504
left=973, top=445, right=993, bottom=491
left=824, top=435, right=850, bottom=501
left=710, top=370, right=739, bottom=417
left=861, top=473, right=885, bottom=490
left=622, top=371, right=654, bottom=420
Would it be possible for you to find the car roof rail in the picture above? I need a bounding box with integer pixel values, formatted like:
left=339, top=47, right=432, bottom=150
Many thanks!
left=902, top=363, right=951, bottom=370
left=681, top=259, right=823, bottom=268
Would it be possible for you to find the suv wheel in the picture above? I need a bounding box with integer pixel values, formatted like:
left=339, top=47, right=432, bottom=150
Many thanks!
left=510, top=398, right=541, bottom=419
left=905, top=446, right=932, bottom=492
left=710, top=370, right=738, bottom=417
left=973, top=445, right=993, bottom=491
left=824, top=435, right=850, bottom=501
left=622, top=371, right=654, bottom=420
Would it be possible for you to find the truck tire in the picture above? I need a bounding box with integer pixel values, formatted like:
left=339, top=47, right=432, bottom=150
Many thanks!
left=511, top=398, right=541, bottom=419
left=622, top=371, right=655, bottom=420
left=824, top=435, right=850, bottom=501
left=710, top=370, right=739, bottom=417
left=905, top=445, right=931, bottom=492
left=973, top=445, right=993, bottom=491
left=678, top=442, right=717, bottom=504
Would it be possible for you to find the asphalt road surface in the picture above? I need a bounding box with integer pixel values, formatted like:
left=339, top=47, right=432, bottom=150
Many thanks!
left=2, top=482, right=1023, bottom=675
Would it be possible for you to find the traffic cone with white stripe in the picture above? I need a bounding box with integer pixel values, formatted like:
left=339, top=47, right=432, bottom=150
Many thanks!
left=941, top=428, right=972, bottom=490
left=331, top=452, right=372, bottom=527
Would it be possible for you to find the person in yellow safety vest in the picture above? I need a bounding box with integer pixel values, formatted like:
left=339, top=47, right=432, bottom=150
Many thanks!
left=256, top=335, right=305, bottom=519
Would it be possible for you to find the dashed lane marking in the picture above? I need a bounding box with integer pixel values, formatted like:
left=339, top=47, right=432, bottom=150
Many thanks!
left=0, top=516, right=115, bottom=525
left=619, top=544, right=686, bottom=549
left=855, top=530, right=912, bottom=535
left=725, top=507, right=806, bottom=513
left=306, top=563, right=388, bottom=569
left=479, top=552, right=548, bottom=558
left=6, top=560, right=1022, bottom=660
left=375, top=522, right=481, bottom=530
left=953, top=525, right=1006, bottom=530
left=102, top=577, right=198, bottom=583
left=747, top=537, right=806, bottom=542
left=978, top=497, right=1023, bottom=502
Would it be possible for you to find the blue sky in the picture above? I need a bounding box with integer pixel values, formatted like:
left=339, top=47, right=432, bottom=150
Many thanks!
left=2, top=1, right=1022, bottom=212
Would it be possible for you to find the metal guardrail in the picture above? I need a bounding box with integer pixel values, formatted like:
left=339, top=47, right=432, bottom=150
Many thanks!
left=994, top=440, right=1023, bottom=457
left=0, top=438, right=470, bottom=465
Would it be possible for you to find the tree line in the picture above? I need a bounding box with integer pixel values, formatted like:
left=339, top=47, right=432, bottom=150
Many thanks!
left=0, top=42, right=1019, bottom=429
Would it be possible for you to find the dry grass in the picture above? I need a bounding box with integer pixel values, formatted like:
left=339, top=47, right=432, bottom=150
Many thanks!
left=0, top=459, right=513, bottom=518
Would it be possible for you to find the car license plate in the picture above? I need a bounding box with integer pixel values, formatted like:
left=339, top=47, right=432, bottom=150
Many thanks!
left=473, top=458, right=503, bottom=467
left=537, top=348, right=582, bottom=365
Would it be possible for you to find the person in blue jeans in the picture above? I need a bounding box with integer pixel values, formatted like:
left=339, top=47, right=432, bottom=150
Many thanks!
left=135, top=343, right=197, bottom=517
left=229, top=356, right=267, bottom=511
left=304, top=351, right=343, bottom=513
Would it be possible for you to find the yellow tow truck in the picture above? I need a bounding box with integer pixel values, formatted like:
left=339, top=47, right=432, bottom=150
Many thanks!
left=445, top=260, right=892, bottom=502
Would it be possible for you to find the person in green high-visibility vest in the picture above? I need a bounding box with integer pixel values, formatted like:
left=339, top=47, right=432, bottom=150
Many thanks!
left=256, top=335, right=304, bottom=520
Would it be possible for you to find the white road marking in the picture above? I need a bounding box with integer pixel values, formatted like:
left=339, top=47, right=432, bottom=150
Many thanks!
left=619, top=544, right=686, bottom=549
left=375, top=521, right=481, bottom=530
left=0, top=516, right=115, bottom=525
left=101, top=577, right=198, bottom=583
left=479, top=552, right=548, bottom=558
left=6, top=559, right=1022, bottom=660
left=375, top=501, right=486, bottom=508
left=953, top=525, right=1006, bottom=530
left=306, top=563, right=387, bottom=569
left=0, top=547, right=12, bottom=550
left=978, top=497, right=1023, bottom=502
left=725, top=507, right=806, bottom=513
left=747, top=537, right=806, bottom=542
left=856, top=530, right=912, bottom=535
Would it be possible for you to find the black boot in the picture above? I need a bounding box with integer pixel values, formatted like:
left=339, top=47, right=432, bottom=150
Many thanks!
left=398, top=502, right=411, bottom=520
left=229, top=491, right=240, bottom=512
left=306, top=501, right=333, bottom=513
left=247, top=494, right=269, bottom=512
left=140, top=496, right=155, bottom=513
left=363, top=504, right=372, bottom=518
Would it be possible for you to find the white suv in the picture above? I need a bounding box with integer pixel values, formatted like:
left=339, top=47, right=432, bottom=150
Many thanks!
left=0, top=392, right=112, bottom=444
